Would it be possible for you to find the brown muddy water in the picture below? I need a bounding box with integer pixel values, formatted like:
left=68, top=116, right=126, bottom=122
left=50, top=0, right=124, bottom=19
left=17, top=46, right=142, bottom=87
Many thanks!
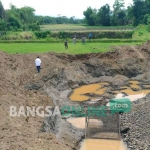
left=68, top=80, right=150, bottom=150
left=69, top=80, right=150, bottom=102
left=80, top=139, right=127, bottom=150
left=69, top=82, right=108, bottom=101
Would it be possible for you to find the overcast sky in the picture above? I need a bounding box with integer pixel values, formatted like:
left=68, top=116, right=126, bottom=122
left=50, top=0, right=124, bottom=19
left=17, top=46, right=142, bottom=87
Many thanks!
left=1, top=0, right=133, bottom=19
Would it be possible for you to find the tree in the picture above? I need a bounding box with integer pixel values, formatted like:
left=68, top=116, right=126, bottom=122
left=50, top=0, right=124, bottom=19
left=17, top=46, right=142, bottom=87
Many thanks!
left=142, top=14, right=150, bottom=24
left=6, top=14, right=22, bottom=30
left=112, top=0, right=125, bottom=25
left=0, top=1, right=6, bottom=31
left=70, top=16, right=76, bottom=24
left=117, top=10, right=126, bottom=25
left=0, top=1, right=5, bottom=19
left=113, top=0, right=125, bottom=11
left=19, top=6, right=36, bottom=24
left=97, top=4, right=111, bottom=26
left=131, top=0, right=145, bottom=26
left=0, top=19, right=6, bottom=31
left=141, top=0, right=150, bottom=24
left=125, top=5, right=133, bottom=25
left=83, top=7, right=97, bottom=26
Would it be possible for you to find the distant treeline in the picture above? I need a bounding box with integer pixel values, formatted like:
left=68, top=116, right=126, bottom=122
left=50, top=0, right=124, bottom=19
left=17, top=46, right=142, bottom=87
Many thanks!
left=84, top=0, right=150, bottom=26
left=0, top=0, right=150, bottom=32
left=0, top=1, right=83, bottom=32
left=36, top=16, right=83, bottom=25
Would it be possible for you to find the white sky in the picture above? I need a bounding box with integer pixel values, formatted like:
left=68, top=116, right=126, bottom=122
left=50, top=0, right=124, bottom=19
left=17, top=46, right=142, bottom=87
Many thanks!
left=1, top=0, right=133, bottom=19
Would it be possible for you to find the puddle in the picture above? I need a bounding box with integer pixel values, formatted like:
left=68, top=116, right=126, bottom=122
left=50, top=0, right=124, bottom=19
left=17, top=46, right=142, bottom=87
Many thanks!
left=67, top=117, right=103, bottom=129
left=129, top=81, right=140, bottom=89
left=113, top=88, right=150, bottom=95
left=69, top=80, right=150, bottom=102
left=69, top=82, right=109, bottom=101
left=80, top=139, right=126, bottom=150
left=114, top=80, right=150, bottom=95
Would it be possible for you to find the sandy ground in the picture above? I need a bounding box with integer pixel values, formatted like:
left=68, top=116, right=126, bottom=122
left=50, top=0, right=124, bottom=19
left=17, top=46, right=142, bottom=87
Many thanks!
left=80, top=139, right=126, bottom=150
left=67, top=117, right=103, bottom=129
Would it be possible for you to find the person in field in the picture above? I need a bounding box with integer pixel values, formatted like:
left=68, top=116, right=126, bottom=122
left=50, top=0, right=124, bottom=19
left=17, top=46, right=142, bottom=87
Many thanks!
left=73, top=36, right=76, bottom=44
left=82, top=36, right=86, bottom=44
left=35, top=56, right=41, bottom=73
left=64, top=40, right=68, bottom=49
left=88, top=33, right=92, bottom=40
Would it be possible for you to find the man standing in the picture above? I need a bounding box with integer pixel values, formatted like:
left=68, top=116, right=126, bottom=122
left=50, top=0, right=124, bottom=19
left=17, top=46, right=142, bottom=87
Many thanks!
left=35, top=56, right=41, bottom=73
left=64, top=40, right=68, bottom=49
left=88, top=33, right=92, bottom=40
left=82, top=36, right=86, bottom=44
left=73, top=36, right=76, bottom=44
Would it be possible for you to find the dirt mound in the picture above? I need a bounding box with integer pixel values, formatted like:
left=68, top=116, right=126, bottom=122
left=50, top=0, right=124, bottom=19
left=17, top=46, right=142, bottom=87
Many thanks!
left=0, top=52, right=73, bottom=150
left=1, top=41, right=150, bottom=150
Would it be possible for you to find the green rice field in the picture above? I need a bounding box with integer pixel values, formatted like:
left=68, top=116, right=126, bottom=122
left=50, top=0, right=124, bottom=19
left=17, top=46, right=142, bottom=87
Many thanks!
left=0, top=42, right=142, bottom=54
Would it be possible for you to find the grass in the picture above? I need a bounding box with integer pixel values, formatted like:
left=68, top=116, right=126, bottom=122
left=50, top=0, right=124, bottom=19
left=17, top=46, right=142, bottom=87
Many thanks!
left=40, top=24, right=134, bottom=32
left=0, top=42, right=143, bottom=54
left=40, top=24, right=86, bottom=31
left=132, top=25, right=150, bottom=41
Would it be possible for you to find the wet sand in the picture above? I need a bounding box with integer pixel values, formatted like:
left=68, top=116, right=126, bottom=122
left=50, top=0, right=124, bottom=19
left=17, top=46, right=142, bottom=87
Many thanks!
left=80, top=139, right=127, bottom=150
left=67, top=117, right=103, bottom=129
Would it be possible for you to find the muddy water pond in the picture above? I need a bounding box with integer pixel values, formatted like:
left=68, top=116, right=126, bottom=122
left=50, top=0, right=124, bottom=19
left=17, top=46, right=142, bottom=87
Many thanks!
left=68, top=80, right=150, bottom=150
left=69, top=82, right=108, bottom=101
left=69, top=80, right=150, bottom=102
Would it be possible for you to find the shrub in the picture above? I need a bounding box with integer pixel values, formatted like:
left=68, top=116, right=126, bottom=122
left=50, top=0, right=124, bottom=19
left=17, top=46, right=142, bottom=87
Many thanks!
left=50, top=31, right=134, bottom=39
left=58, top=31, right=68, bottom=39
left=34, top=30, right=51, bottom=39
left=29, top=23, right=40, bottom=31
left=132, top=25, right=150, bottom=40
left=0, top=31, right=35, bottom=40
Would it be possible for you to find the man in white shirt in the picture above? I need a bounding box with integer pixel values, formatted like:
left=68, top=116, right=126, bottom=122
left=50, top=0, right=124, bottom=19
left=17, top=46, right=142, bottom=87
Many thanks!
left=35, top=56, right=41, bottom=73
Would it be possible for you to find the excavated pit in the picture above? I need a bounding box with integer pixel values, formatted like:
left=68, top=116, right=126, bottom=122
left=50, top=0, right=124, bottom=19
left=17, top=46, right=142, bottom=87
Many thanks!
left=1, top=41, right=150, bottom=149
